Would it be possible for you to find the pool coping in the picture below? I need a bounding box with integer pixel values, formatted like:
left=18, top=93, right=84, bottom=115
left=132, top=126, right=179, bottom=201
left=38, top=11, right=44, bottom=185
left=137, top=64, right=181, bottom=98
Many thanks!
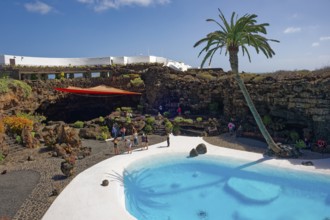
left=42, top=135, right=330, bottom=220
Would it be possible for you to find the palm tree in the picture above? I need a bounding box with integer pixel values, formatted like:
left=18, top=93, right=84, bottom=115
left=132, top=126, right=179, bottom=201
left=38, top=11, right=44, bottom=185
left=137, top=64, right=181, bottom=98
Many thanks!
left=194, top=9, right=282, bottom=154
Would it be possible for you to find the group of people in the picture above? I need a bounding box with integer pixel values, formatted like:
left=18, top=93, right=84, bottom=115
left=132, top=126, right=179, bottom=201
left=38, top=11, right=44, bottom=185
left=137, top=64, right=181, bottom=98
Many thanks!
left=112, top=132, right=149, bottom=155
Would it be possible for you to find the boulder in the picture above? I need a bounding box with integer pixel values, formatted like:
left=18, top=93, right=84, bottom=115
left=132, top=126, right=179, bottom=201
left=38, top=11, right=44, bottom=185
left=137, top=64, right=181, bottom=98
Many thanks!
left=196, top=143, right=207, bottom=154
left=60, top=161, right=74, bottom=177
left=189, top=148, right=198, bottom=157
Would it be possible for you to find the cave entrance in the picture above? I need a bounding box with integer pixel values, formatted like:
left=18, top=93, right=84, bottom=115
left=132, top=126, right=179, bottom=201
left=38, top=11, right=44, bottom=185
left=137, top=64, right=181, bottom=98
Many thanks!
left=35, top=95, right=141, bottom=123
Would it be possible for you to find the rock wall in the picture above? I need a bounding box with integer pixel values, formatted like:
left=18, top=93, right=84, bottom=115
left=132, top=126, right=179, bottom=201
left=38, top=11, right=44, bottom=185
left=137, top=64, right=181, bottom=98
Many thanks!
left=1, top=65, right=329, bottom=142
left=142, top=67, right=330, bottom=141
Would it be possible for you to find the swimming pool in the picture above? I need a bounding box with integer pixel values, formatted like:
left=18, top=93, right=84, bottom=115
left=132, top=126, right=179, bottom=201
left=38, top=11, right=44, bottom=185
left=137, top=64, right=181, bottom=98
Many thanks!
left=124, top=154, right=330, bottom=220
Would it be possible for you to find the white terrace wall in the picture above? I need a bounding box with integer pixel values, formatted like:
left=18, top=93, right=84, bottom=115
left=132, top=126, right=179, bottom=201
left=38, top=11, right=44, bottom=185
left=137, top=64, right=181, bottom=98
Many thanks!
left=2, top=55, right=111, bottom=66
left=0, top=54, right=191, bottom=71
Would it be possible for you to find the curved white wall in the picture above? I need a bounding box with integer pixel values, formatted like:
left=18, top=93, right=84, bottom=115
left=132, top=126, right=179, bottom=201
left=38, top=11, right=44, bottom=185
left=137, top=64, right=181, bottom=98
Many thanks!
left=0, top=54, right=191, bottom=71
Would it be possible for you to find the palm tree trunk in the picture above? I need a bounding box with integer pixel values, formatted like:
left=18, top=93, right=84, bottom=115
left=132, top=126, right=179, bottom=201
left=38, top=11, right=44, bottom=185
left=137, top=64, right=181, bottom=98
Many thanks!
left=229, top=48, right=281, bottom=153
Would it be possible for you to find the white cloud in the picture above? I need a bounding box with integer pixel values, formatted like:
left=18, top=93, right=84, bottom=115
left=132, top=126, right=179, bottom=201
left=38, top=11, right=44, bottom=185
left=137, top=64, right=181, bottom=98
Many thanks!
left=283, top=27, right=301, bottom=34
left=77, top=0, right=170, bottom=11
left=24, top=1, right=53, bottom=14
left=312, top=42, right=320, bottom=47
left=320, top=36, right=330, bottom=41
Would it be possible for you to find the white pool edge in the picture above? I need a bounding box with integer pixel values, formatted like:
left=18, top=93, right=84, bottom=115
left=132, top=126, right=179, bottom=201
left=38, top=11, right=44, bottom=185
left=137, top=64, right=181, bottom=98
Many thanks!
left=42, top=135, right=330, bottom=220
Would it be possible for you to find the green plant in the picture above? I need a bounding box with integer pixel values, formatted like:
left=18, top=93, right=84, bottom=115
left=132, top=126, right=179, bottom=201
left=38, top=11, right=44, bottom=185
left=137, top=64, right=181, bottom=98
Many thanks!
left=145, top=116, right=155, bottom=125
left=196, top=117, right=203, bottom=122
left=99, top=116, right=105, bottom=123
left=194, top=9, right=281, bottom=154
left=174, top=116, right=184, bottom=123
left=0, top=79, right=32, bottom=98
left=0, top=152, right=4, bottom=162
left=126, top=117, right=132, bottom=123
left=16, top=112, right=46, bottom=123
left=73, top=121, right=84, bottom=128
left=100, top=126, right=109, bottom=133
left=130, top=77, right=144, bottom=87
left=197, top=71, right=215, bottom=80
left=289, top=130, right=300, bottom=142
left=56, top=72, right=65, bottom=79
left=172, top=124, right=180, bottom=135
left=98, top=132, right=108, bottom=140
left=165, top=120, right=173, bottom=133
left=144, top=124, right=153, bottom=134
left=16, top=135, right=22, bottom=144
left=183, top=118, right=193, bottom=124
left=295, top=139, right=306, bottom=149
left=163, top=111, right=170, bottom=118
left=121, top=107, right=133, bottom=112
left=122, top=74, right=131, bottom=78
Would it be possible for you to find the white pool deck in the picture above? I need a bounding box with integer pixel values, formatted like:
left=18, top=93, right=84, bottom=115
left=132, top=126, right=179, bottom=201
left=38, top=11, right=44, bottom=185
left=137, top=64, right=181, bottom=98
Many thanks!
left=42, top=135, right=330, bottom=220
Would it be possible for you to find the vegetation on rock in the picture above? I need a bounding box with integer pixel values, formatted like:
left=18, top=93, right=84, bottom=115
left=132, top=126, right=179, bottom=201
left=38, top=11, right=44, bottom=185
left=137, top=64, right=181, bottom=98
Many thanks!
left=0, top=78, right=32, bottom=98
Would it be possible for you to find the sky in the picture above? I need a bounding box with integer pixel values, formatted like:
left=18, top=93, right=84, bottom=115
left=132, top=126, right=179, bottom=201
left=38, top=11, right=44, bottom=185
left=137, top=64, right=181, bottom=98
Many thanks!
left=0, top=0, right=330, bottom=73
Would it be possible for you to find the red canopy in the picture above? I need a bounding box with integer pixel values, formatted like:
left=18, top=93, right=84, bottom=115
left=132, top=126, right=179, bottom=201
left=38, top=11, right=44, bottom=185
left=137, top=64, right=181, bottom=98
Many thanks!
left=54, top=85, right=141, bottom=95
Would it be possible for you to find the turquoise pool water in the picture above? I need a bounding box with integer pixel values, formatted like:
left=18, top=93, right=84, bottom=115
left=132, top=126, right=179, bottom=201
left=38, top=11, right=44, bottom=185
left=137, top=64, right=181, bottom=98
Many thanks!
left=124, top=154, right=330, bottom=220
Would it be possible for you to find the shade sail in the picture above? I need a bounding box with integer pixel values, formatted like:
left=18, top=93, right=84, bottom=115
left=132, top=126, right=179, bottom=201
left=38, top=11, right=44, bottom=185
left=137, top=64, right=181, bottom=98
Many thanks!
left=54, top=85, right=141, bottom=95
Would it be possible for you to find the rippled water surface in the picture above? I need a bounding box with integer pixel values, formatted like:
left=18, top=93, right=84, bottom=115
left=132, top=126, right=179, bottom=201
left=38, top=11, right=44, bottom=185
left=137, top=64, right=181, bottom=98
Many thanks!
left=124, top=154, right=330, bottom=220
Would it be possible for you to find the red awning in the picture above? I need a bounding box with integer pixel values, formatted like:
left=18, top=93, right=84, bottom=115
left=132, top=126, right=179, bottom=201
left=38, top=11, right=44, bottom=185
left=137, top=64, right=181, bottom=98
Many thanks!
left=54, top=85, right=141, bottom=95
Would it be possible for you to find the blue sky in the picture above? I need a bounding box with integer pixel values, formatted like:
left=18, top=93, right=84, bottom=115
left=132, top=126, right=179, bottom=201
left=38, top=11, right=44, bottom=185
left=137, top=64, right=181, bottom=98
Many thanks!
left=1, top=0, right=330, bottom=73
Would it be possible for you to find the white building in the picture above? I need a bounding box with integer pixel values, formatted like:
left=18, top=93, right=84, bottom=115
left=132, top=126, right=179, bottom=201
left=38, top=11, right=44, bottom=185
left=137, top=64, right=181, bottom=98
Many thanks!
left=0, top=54, right=191, bottom=71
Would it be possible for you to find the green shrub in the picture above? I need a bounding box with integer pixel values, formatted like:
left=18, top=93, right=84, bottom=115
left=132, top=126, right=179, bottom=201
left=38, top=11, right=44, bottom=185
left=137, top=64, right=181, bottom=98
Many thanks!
left=99, top=116, right=105, bottom=123
left=172, top=124, right=180, bottom=134
left=130, top=77, right=144, bottom=87
left=130, top=78, right=144, bottom=87
left=165, top=121, right=173, bottom=133
left=289, top=131, right=300, bottom=142
left=145, top=116, right=155, bottom=125
left=295, top=139, right=306, bottom=149
left=174, top=116, right=184, bottom=123
left=197, top=72, right=215, bottom=80
left=17, top=112, right=46, bottom=123
left=97, top=132, right=108, bottom=140
left=0, top=79, right=32, bottom=98
left=100, top=126, right=109, bottom=133
left=183, top=118, right=193, bottom=124
left=144, top=124, right=153, bottom=134
left=16, top=135, right=22, bottom=144
left=73, top=121, right=84, bottom=128
left=196, top=117, right=203, bottom=122
left=121, top=107, right=133, bottom=112
left=163, top=111, right=170, bottom=118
